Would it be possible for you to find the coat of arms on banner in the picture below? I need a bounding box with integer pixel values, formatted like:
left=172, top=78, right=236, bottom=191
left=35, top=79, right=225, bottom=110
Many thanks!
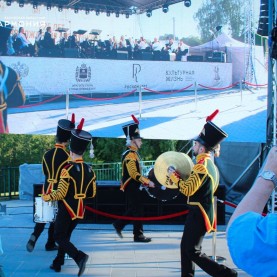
left=10, top=62, right=29, bottom=78
left=75, top=64, right=91, bottom=82
left=214, top=65, right=220, bottom=81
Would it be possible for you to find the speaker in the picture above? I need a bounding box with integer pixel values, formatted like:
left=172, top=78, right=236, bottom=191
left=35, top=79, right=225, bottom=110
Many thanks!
left=38, top=48, right=62, bottom=57
left=117, top=50, right=128, bottom=60
left=257, top=0, right=269, bottom=36
left=141, top=51, right=154, bottom=60
left=187, top=55, right=204, bottom=62
left=64, top=48, right=79, bottom=58
left=214, top=184, right=226, bottom=225
left=207, top=56, right=225, bottom=63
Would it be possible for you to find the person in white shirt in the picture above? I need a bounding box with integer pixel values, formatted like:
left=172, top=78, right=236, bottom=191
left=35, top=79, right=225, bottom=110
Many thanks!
left=138, top=37, right=148, bottom=50
left=152, top=37, right=162, bottom=51
left=17, top=27, right=34, bottom=56
left=17, top=27, right=31, bottom=47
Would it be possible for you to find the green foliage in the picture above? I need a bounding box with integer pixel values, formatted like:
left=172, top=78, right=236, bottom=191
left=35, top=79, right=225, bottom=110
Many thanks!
left=0, top=134, right=190, bottom=166
left=0, top=134, right=54, bottom=167
left=87, top=137, right=126, bottom=163
left=194, top=0, right=245, bottom=42
left=91, top=137, right=190, bottom=162
left=181, top=36, right=203, bottom=47
left=159, top=34, right=178, bottom=41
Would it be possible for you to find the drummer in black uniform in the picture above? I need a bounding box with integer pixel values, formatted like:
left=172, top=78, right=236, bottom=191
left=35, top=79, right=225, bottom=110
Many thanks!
left=112, top=116, right=155, bottom=242
left=169, top=121, right=237, bottom=277
left=42, top=118, right=96, bottom=276
left=26, top=115, right=75, bottom=252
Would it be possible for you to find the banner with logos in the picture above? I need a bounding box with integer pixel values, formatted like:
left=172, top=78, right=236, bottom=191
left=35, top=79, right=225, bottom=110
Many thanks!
left=1, top=56, right=232, bottom=96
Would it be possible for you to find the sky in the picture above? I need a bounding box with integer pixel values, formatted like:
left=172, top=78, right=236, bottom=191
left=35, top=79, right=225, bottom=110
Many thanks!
left=0, top=0, right=261, bottom=43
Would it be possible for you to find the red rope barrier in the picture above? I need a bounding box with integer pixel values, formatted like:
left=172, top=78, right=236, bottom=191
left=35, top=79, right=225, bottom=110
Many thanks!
left=85, top=205, right=189, bottom=221
left=144, top=84, right=193, bottom=95
left=85, top=198, right=268, bottom=222
left=18, top=95, right=63, bottom=108
left=243, top=81, right=268, bottom=87
left=72, top=89, right=136, bottom=101
left=217, top=199, right=267, bottom=216
left=198, top=82, right=239, bottom=90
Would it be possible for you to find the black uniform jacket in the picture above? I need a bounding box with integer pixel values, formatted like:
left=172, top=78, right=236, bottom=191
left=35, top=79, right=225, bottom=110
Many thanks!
left=171, top=153, right=219, bottom=233
left=48, top=158, right=96, bottom=220
left=42, top=143, right=70, bottom=194
left=120, top=146, right=150, bottom=191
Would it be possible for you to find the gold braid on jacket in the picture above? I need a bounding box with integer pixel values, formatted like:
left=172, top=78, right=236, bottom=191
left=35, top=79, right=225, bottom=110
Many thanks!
left=120, top=146, right=150, bottom=191
left=125, top=151, right=149, bottom=184
left=172, top=163, right=208, bottom=196
left=170, top=153, right=219, bottom=233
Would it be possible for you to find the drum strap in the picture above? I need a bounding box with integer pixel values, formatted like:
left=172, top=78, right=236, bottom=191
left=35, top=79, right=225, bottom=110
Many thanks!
left=74, top=193, right=86, bottom=199
left=47, top=178, right=57, bottom=183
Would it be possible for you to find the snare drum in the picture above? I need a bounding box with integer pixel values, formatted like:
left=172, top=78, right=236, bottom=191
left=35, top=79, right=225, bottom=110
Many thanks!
left=34, top=197, right=58, bottom=223
left=147, top=168, right=180, bottom=202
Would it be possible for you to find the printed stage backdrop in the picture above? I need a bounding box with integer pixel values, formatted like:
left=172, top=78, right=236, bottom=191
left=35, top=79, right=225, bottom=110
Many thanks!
left=1, top=56, right=267, bottom=143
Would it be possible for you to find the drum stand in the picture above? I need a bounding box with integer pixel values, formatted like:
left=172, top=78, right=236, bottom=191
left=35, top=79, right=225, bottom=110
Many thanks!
left=209, top=196, right=226, bottom=263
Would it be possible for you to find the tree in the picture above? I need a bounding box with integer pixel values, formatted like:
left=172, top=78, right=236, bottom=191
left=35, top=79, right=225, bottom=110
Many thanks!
left=0, top=134, right=190, bottom=166
left=0, top=134, right=54, bottom=167
left=181, top=36, right=203, bottom=47
left=194, top=0, right=245, bottom=42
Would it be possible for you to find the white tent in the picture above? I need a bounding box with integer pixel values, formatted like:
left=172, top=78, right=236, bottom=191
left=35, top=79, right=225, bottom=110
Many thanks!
left=190, top=33, right=267, bottom=85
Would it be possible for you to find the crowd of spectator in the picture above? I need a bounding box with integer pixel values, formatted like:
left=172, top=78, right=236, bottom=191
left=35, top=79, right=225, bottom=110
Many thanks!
left=4, top=26, right=190, bottom=61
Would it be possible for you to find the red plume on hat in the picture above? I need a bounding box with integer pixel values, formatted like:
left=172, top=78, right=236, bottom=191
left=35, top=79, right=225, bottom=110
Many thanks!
left=71, top=113, right=75, bottom=124
left=77, top=118, right=84, bottom=132
left=131, top=114, right=139, bottom=124
left=206, top=109, right=219, bottom=122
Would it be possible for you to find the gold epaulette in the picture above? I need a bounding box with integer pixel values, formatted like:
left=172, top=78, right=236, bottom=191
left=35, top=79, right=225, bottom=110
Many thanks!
left=60, top=168, right=70, bottom=178
left=125, top=151, right=138, bottom=161
left=193, top=164, right=208, bottom=175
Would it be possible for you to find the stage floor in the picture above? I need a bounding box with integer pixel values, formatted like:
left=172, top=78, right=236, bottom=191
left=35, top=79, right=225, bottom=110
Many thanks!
left=0, top=199, right=251, bottom=276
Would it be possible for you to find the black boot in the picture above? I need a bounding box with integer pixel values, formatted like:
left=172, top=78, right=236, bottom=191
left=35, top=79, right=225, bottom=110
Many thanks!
left=74, top=250, right=89, bottom=276
left=26, top=234, right=37, bottom=252
left=45, top=242, right=59, bottom=251
left=134, top=234, right=151, bottom=243
left=50, top=263, right=61, bottom=272
left=50, top=256, right=64, bottom=272
left=112, top=223, right=123, bottom=238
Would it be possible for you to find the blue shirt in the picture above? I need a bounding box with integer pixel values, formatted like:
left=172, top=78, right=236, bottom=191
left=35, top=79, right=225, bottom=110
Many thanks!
left=227, top=212, right=277, bottom=277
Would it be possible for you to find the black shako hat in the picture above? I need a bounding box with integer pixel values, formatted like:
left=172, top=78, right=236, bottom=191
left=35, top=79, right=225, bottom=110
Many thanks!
left=195, top=121, right=228, bottom=150
left=70, top=118, right=92, bottom=155
left=122, top=123, right=142, bottom=139
left=56, top=114, right=75, bottom=142
left=122, top=114, right=142, bottom=140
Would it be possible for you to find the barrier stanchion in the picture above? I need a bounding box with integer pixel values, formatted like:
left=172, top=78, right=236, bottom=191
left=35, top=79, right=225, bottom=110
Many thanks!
left=194, top=81, right=198, bottom=111
left=139, top=86, right=142, bottom=120
left=66, top=89, right=69, bottom=118
left=209, top=196, right=226, bottom=262
left=240, top=80, right=243, bottom=105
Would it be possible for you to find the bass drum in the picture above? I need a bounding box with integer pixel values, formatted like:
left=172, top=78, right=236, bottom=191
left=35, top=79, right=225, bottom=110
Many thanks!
left=147, top=168, right=180, bottom=202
